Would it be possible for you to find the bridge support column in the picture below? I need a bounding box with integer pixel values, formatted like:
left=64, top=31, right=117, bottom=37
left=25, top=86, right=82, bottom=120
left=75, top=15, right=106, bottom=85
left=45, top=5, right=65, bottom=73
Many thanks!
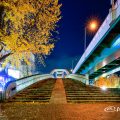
left=85, top=74, right=89, bottom=85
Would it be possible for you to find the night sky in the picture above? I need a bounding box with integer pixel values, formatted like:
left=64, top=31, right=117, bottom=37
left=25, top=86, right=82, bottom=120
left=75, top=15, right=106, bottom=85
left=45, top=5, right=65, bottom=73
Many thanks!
left=36, top=0, right=111, bottom=74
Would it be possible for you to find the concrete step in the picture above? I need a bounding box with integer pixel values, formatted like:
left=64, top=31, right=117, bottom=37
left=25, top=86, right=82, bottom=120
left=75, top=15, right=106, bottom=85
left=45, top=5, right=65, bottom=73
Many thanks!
left=7, top=79, right=56, bottom=103
left=67, top=97, right=120, bottom=99
left=66, top=95, right=120, bottom=97
left=12, top=97, right=50, bottom=100
left=66, top=93, right=119, bottom=95
left=67, top=100, right=120, bottom=103
left=16, top=95, right=51, bottom=99
left=63, top=78, right=120, bottom=103
left=8, top=99, right=49, bottom=102
left=19, top=92, right=52, bottom=95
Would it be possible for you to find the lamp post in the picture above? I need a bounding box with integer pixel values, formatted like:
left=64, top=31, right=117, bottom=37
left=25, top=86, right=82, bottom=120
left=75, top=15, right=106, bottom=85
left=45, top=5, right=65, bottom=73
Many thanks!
left=84, top=19, right=99, bottom=85
left=84, top=20, right=98, bottom=52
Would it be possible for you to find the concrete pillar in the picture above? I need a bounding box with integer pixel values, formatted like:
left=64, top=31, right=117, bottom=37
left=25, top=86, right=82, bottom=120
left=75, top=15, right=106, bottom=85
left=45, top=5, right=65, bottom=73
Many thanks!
left=85, top=74, right=89, bottom=85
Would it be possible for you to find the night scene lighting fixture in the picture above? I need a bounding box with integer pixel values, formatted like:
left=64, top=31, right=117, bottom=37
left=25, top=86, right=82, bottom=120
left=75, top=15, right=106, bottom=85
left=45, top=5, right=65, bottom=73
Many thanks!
left=84, top=19, right=99, bottom=51
left=101, top=86, right=107, bottom=91
left=88, top=20, right=98, bottom=31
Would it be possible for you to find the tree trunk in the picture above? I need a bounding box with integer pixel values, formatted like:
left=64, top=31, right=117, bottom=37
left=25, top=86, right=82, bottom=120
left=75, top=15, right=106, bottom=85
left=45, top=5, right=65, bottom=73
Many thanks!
left=0, top=53, right=12, bottom=62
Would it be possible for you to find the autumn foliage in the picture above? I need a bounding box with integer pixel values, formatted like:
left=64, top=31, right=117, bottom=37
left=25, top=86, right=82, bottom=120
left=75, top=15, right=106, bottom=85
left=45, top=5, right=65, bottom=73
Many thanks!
left=0, top=0, right=61, bottom=66
left=95, top=74, right=120, bottom=88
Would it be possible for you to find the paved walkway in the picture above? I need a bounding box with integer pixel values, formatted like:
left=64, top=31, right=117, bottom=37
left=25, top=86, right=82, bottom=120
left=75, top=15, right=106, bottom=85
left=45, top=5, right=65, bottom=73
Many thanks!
left=1, top=79, right=120, bottom=119
left=1, top=103, right=120, bottom=120
left=50, top=79, right=67, bottom=104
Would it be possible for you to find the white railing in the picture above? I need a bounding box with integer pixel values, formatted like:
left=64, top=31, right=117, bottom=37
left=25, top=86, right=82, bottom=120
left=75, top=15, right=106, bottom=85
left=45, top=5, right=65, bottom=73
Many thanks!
left=73, top=0, right=120, bottom=74
left=4, top=74, right=53, bottom=99
left=66, top=74, right=87, bottom=84
left=15, top=74, right=53, bottom=92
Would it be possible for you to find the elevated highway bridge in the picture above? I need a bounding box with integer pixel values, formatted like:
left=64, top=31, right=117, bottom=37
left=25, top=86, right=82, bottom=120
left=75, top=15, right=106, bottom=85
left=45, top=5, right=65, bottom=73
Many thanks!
left=73, top=0, right=120, bottom=83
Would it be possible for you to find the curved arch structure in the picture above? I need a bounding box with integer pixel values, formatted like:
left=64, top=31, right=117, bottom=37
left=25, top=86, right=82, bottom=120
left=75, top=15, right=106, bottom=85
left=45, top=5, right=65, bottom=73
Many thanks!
left=51, top=69, right=69, bottom=78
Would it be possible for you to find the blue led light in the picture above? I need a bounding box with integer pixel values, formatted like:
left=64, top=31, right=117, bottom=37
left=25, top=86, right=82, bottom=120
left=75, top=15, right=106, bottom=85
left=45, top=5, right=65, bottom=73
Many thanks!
left=112, top=36, right=120, bottom=47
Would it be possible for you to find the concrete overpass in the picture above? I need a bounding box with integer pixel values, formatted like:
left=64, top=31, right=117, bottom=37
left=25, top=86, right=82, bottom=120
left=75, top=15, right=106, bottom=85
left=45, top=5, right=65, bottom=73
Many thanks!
left=73, top=0, right=120, bottom=82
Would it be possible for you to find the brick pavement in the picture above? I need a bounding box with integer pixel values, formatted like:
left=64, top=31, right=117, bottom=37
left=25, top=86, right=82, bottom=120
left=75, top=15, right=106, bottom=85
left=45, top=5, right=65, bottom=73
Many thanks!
left=50, top=79, right=67, bottom=104
left=1, top=103, right=120, bottom=120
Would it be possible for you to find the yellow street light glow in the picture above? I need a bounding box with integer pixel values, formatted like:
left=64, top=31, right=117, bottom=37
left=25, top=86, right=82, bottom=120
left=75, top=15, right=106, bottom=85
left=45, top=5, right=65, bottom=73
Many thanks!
left=89, top=20, right=98, bottom=31
left=101, top=86, right=107, bottom=91
left=86, top=19, right=99, bottom=32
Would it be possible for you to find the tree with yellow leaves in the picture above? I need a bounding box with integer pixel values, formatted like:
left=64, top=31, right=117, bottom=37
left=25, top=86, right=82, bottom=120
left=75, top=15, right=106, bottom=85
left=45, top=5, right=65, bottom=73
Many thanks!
left=0, top=0, right=61, bottom=67
left=95, top=74, right=120, bottom=88
left=95, top=77, right=107, bottom=87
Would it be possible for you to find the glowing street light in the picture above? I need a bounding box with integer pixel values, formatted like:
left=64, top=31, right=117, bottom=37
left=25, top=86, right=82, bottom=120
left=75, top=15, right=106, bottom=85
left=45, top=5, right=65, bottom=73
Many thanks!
left=84, top=19, right=99, bottom=52
left=89, top=20, right=98, bottom=31
left=101, top=86, right=107, bottom=91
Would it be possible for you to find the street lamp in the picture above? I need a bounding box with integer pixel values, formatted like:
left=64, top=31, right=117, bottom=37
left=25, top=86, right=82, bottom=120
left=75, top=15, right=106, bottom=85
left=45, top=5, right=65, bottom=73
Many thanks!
left=84, top=20, right=99, bottom=52
left=89, top=21, right=98, bottom=31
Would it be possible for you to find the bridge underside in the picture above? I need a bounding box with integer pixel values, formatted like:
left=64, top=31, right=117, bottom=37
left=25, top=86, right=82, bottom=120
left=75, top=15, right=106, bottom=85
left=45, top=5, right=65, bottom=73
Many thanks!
left=89, top=54, right=120, bottom=79
left=76, top=16, right=120, bottom=80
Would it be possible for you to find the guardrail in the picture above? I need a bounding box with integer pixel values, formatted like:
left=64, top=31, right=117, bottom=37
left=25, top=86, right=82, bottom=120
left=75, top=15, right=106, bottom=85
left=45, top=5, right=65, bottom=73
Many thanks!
left=1, top=74, right=53, bottom=101
left=66, top=74, right=88, bottom=84
left=73, top=0, right=120, bottom=74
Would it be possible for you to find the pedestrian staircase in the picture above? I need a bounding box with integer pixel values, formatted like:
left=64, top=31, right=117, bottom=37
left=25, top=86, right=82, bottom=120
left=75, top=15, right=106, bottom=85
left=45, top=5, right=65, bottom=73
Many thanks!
left=63, top=78, right=120, bottom=103
left=6, top=78, right=56, bottom=103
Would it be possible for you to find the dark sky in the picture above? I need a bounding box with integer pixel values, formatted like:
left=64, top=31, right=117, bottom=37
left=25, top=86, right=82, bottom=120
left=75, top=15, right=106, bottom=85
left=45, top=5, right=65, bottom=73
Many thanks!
left=36, top=0, right=111, bottom=74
